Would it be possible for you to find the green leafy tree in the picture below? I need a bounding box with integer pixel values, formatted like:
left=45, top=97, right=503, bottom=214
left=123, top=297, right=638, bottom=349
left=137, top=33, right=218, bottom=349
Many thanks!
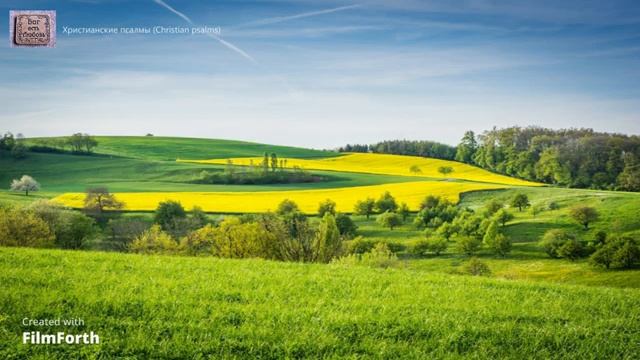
left=154, top=200, right=186, bottom=231
left=510, top=193, right=530, bottom=212
left=455, top=130, right=478, bottom=164
left=317, top=199, right=337, bottom=217
left=276, top=199, right=300, bottom=215
left=190, top=206, right=208, bottom=228
left=484, top=199, right=503, bottom=215
left=589, top=243, right=616, bottom=269
left=10, top=175, right=39, bottom=196
left=539, top=229, right=584, bottom=259
left=11, top=142, right=27, bottom=159
left=409, top=165, right=422, bottom=174
left=354, top=198, right=375, bottom=219
left=494, top=209, right=514, bottom=226
left=376, top=211, right=402, bottom=230
left=314, top=213, right=342, bottom=263
left=455, top=236, right=482, bottom=256
left=335, top=213, right=357, bottom=238
left=398, top=202, right=410, bottom=221
left=436, top=222, right=455, bottom=240
left=375, top=191, right=398, bottom=213
left=611, top=237, right=640, bottom=269
left=270, top=152, right=278, bottom=172
left=483, top=220, right=512, bottom=256
left=569, top=206, right=599, bottom=230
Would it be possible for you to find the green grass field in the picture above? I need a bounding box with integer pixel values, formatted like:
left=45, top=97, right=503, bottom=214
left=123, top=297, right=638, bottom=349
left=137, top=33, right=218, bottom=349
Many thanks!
left=1, top=247, right=639, bottom=359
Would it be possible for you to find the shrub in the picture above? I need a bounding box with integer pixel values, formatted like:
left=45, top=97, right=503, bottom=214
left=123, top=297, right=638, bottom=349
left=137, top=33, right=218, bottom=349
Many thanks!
left=335, top=213, right=357, bottom=238
left=556, top=238, right=584, bottom=261
left=345, top=237, right=376, bottom=254
left=455, top=236, right=482, bottom=256
left=590, top=236, right=640, bottom=269
left=385, top=242, right=407, bottom=253
left=335, top=243, right=400, bottom=269
left=548, top=201, right=560, bottom=210
left=179, top=224, right=218, bottom=256
left=29, top=200, right=95, bottom=249
left=130, top=225, right=177, bottom=254
left=539, top=229, right=585, bottom=260
left=376, top=211, right=402, bottom=230
left=411, top=240, right=431, bottom=256
left=0, top=207, right=55, bottom=248
left=461, top=258, right=491, bottom=276
left=427, top=237, right=448, bottom=255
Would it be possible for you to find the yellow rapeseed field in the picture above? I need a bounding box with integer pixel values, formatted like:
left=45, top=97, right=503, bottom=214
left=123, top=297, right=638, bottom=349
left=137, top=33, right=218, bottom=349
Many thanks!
left=180, top=153, right=541, bottom=187
left=53, top=181, right=504, bottom=214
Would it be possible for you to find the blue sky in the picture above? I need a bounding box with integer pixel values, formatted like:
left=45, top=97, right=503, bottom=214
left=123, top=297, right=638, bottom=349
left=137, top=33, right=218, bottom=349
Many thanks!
left=1, top=0, right=639, bottom=148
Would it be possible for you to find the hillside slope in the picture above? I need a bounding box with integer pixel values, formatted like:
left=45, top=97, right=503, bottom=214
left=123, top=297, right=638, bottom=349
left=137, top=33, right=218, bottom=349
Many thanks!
left=27, top=136, right=339, bottom=161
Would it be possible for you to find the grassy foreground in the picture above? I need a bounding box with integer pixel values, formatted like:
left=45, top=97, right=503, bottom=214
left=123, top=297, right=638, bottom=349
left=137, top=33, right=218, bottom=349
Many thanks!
left=1, top=247, right=639, bottom=359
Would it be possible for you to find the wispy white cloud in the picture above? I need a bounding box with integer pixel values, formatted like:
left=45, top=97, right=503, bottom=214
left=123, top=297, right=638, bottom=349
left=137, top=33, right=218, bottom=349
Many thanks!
left=233, top=4, right=362, bottom=29
left=152, top=0, right=258, bottom=64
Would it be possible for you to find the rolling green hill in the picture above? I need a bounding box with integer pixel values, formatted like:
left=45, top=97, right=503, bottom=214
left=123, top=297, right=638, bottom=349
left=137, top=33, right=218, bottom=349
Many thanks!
left=27, top=136, right=339, bottom=161
left=1, top=247, right=638, bottom=359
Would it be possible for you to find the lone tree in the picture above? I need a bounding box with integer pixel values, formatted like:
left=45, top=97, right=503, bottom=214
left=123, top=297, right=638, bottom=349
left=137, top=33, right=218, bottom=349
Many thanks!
left=494, top=209, right=514, bottom=226
left=510, top=193, right=530, bottom=212
left=10, top=175, right=40, bottom=196
left=375, top=191, right=398, bottom=213
left=84, top=187, right=124, bottom=214
left=317, top=199, right=337, bottom=217
left=154, top=200, right=186, bottom=231
left=354, top=198, right=375, bottom=219
left=438, top=166, right=454, bottom=176
left=409, top=165, right=422, bottom=174
left=569, top=206, right=599, bottom=230
left=377, top=211, right=402, bottom=230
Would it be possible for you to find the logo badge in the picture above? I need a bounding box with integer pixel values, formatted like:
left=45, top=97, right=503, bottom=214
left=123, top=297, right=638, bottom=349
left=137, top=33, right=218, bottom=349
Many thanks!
left=10, top=10, right=56, bottom=47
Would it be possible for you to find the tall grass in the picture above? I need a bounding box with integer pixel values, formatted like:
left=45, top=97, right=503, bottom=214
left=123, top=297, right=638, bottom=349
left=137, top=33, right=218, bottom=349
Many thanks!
left=1, top=247, right=638, bottom=359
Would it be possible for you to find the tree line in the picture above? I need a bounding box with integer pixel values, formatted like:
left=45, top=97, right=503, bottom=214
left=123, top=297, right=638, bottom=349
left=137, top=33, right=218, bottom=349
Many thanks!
left=339, top=140, right=457, bottom=160
left=456, top=127, right=640, bottom=191
left=339, top=127, right=640, bottom=191
left=196, top=153, right=324, bottom=185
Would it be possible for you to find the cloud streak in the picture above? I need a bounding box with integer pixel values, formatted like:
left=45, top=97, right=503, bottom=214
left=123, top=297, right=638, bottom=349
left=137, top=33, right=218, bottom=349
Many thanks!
left=233, top=4, right=362, bottom=28
left=152, top=0, right=257, bottom=64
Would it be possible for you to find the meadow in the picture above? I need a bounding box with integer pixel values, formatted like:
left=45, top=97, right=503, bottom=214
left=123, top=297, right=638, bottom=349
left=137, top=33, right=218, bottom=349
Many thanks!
left=1, top=247, right=639, bottom=359
left=2, top=135, right=640, bottom=358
